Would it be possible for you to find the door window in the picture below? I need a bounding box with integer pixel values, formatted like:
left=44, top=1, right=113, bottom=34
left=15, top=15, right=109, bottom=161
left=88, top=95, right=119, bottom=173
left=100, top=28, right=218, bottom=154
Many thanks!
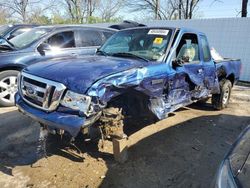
left=46, top=31, right=75, bottom=48
left=176, top=33, right=200, bottom=63
left=200, top=35, right=211, bottom=62
left=75, top=30, right=103, bottom=47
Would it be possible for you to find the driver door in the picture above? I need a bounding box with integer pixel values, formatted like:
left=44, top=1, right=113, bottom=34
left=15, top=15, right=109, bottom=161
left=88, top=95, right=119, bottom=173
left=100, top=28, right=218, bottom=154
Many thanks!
left=168, top=33, right=205, bottom=107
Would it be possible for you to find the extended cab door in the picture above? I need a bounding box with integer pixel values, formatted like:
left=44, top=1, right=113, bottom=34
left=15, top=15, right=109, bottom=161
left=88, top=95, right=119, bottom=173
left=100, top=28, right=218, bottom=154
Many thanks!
left=199, top=34, right=217, bottom=91
left=169, top=33, right=205, bottom=106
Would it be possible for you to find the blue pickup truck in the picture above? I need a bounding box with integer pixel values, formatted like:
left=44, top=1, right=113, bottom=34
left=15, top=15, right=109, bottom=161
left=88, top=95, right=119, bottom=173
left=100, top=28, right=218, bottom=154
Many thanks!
left=15, top=27, right=241, bottom=139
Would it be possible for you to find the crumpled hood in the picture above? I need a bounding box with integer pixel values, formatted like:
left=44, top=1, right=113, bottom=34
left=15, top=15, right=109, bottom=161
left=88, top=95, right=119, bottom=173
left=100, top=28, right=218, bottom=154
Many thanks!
left=24, top=55, right=146, bottom=94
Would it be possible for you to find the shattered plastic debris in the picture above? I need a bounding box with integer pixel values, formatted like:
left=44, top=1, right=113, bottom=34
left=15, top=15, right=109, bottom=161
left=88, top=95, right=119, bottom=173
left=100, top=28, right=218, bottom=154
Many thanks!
left=36, top=127, right=49, bottom=159
left=100, top=175, right=106, bottom=179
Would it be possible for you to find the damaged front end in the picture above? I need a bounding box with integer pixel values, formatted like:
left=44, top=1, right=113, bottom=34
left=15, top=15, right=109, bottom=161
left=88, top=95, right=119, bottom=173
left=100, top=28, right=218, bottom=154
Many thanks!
left=15, top=64, right=169, bottom=139
left=15, top=72, right=103, bottom=138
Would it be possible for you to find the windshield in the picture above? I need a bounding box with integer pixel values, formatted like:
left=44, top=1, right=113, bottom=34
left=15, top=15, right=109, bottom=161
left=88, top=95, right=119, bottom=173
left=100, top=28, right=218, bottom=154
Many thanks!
left=8, top=28, right=49, bottom=49
left=0, top=25, right=11, bottom=36
left=100, top=28, right=172, bottom=61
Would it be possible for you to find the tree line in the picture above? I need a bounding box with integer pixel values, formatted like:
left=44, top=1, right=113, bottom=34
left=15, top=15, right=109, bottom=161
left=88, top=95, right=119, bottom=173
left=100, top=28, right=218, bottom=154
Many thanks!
left=0, top=0, right=124, bottom=24
left=0, top=0, right=248, bottom=25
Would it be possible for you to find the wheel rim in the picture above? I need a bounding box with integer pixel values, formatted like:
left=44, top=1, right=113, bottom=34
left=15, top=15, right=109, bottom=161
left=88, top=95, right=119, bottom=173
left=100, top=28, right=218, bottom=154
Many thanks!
left=0, top=76, right=17, bottom=104
left=222, top=87, right=230, bottom=105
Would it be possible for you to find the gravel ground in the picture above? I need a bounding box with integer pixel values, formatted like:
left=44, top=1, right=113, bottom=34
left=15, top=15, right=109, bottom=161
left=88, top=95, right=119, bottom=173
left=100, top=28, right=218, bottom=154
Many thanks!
left=0, top=85, right=249, bottom=188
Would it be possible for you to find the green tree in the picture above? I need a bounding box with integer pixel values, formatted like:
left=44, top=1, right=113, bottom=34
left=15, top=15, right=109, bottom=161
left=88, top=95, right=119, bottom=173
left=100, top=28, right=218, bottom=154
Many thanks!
left=0, top=7, right=10, bottom=24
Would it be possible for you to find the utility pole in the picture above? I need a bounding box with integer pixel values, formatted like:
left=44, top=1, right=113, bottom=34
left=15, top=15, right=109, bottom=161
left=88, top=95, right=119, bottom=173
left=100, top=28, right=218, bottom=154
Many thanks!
left=179, top=0, right=182, bottom=19
left=241, top=0, right=248, bottom=17
left=185, top=0, right=189, bottom=19
left=155, top=0, right=160, bottom=19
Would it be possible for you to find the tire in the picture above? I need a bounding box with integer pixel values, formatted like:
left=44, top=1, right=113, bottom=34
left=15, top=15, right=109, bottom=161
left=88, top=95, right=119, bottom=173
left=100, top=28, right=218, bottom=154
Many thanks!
left=0, top=70, right=19, bottom=107
left=212, top=79, right=232, bottom=110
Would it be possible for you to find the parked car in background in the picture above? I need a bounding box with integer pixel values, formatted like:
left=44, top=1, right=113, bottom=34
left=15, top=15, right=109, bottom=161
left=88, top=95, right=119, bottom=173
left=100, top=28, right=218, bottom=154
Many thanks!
left=0, top=25, right=117, bottom=107
left=0, top=24, right=38, bottom=41
left=214, top=125, right=250, bottom=188
left=15, top=27, right=241, bottom=140
left=109, top=20, right=146, bottom=30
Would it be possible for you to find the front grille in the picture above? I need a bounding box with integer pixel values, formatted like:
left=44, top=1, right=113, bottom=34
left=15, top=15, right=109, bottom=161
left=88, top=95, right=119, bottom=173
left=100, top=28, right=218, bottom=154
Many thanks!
left=19, top=72, right=66, bottom=111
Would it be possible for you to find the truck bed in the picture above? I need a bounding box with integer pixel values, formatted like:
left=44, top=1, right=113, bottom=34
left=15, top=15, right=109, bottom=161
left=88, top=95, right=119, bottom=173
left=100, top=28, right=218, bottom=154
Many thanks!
left=215, top=58, right=241, bottom=84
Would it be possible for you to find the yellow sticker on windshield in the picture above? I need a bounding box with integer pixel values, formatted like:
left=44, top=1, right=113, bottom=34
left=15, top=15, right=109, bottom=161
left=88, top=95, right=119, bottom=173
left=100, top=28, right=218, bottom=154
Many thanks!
left=154, top=37, right=163, bottom=45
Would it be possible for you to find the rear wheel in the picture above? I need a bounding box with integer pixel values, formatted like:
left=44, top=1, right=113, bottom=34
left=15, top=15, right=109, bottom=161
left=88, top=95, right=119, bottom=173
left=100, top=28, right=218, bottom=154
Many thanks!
left=212, top=79, right=232, bottom=110
left=0, top=70, right=19, bottom=107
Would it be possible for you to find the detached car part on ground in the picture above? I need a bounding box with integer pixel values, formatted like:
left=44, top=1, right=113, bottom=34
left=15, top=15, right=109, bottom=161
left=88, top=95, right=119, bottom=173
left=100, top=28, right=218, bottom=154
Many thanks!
left=215, top=125, right=250, bottom=188
left=15, top=27, right=241, bottom=141
left=0, top=25, right=117, bottom=107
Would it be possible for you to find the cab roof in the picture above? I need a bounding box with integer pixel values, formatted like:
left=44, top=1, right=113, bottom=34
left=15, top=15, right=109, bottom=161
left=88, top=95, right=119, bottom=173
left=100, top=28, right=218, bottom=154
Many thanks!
left=118, top=26, right=206, bottom=36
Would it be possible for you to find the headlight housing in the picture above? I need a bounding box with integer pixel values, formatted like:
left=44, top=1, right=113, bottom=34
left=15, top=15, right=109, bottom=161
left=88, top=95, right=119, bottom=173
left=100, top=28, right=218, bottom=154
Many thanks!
left=61, top=90, right=91, bottom=114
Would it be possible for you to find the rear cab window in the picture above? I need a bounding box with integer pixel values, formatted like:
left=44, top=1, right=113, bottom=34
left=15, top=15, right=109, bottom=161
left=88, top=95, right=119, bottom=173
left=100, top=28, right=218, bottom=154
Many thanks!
left=200, top=35, right=212, bottom=62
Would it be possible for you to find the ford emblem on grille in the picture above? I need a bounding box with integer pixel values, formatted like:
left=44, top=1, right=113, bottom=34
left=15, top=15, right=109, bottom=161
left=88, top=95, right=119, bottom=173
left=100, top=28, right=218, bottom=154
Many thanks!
left=26, top=86, right=35, bottom=95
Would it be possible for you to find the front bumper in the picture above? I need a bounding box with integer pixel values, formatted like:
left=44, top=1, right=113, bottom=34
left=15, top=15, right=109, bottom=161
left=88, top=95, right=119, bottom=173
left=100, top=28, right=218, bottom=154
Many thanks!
left=15, top=93, right=86, bottom=137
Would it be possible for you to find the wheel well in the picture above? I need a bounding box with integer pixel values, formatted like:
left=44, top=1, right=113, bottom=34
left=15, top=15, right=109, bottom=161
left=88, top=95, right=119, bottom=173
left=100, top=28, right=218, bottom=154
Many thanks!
left=107, top=89, right=154, bottom=118
left=217, top=67, right=235, bottom=86
left=106, top=89, right=157, bottom=135
left=218, top=74, right=235, bottom=86
left=227, top=74, right=235, bottom=86
left=0, top=66, right=23, bottom=73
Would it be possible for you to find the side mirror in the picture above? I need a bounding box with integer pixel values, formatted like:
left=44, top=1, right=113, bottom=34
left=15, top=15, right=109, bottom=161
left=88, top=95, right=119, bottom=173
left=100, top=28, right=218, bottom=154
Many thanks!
left=172, top=59, right=183, bottom=69
left=37, top=43, right=51, bottom=56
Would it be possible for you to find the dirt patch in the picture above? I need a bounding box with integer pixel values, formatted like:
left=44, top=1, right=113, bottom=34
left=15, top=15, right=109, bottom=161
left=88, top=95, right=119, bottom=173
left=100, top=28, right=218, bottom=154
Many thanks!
left=0, top=86, right=250, bottom=188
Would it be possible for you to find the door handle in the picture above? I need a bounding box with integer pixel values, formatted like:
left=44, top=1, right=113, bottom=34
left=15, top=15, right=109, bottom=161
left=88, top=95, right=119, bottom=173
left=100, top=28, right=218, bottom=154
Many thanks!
left=197, top=69, right=203, bottom=74
left=71, top=52, right=78, bottom=56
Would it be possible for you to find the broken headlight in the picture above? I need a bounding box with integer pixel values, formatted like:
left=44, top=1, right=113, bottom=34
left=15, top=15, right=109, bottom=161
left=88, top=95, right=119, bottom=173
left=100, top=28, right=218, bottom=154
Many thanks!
left=61, top=90, right=91, bottom=114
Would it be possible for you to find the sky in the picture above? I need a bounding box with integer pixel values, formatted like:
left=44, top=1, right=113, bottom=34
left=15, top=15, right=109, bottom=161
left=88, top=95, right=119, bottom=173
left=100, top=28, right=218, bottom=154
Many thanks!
left=42, top=0, right=249, bottom=21
left=121, top=0, right=249, bottom=20
left=197, top=0, right=246, bottom=18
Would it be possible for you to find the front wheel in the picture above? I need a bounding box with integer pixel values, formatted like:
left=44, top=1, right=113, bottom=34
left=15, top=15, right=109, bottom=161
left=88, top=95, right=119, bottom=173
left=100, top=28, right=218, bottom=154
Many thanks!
left=0, top=70, right=19, bottom=107
left=212, top=79, right=232, bottom=110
